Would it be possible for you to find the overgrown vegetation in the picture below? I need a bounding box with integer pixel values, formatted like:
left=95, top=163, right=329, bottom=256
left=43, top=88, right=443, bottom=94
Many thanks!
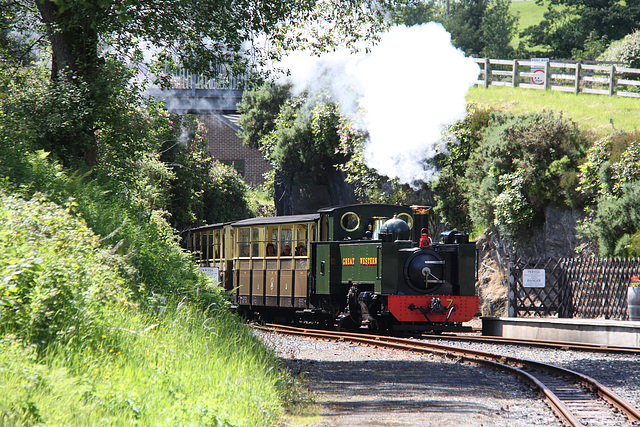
left=0, top=305, right=287, bottom=426
left=0, top=38, right=284, bottom=427
left=433, top=107, right=587, bottom=241
left=576, top=132, right=640, bottom=256
left=456, top=87, right=640, bottom=255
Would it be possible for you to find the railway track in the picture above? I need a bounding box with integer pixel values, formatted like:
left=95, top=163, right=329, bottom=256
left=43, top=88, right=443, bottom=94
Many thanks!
left=418, top=332, right=640, bottom=354
left=256, top=323, right=640, bottom=426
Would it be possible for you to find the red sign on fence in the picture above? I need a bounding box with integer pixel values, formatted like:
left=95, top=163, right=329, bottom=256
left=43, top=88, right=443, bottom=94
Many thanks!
left=531, top=58, right=549, bottom=85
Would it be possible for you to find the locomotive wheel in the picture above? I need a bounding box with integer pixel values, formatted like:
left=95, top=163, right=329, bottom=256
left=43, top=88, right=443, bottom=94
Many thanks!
left=337, top=314, right=360, bottom=331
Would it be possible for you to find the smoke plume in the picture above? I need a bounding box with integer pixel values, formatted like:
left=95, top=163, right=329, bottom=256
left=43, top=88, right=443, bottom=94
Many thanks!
left=277, top=23, right=480, bottom=187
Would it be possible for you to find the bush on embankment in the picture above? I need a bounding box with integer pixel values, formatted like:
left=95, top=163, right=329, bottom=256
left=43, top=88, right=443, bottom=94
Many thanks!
left=0, top=79, right=290, bottom=424
left=0, top=163, right=290, bottom=425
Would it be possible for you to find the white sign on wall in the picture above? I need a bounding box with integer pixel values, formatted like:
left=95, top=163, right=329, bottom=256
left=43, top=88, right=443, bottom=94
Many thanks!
left=523, top=269, right=546, bottom=288
left=200, top=267, right=219, bottom=283
left=530, top=58, right=549, bottom=85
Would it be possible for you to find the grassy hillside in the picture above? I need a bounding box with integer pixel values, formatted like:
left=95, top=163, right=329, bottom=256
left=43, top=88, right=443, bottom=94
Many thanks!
left=510, top=0, right=547, bottom=46
left=466, top=86, right=640, bottom=137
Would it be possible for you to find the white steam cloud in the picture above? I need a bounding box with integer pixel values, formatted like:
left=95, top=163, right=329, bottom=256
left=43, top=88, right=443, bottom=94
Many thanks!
left=277, top=23, right=480, bottom=187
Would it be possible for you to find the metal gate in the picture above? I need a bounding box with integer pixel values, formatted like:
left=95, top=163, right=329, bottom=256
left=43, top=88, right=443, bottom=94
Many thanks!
left=508, top=258, right=571, bottom=318
left=508, top=257, right=638, bottom=320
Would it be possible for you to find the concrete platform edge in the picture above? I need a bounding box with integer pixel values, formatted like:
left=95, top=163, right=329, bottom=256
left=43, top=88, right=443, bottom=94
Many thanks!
left=481, top=317, right=640, bottom=348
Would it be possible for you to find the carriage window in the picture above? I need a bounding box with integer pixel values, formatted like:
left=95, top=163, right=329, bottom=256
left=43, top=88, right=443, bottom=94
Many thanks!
left=293, top=224, right=309, bottom=256
left=238, top=228, right=250, bottom=257
left=280, top=227, right=292, bottom=256
left=213, top=230, right=221, bottom=260
left=252, top=228, right=260, bottom=257
left=207, top=233, right=213, bottom=260
left=265, top=227, right=278, bottom=256
left=340, top=212, right=360, bottom=232
left=195, top=235, right=202, bottom=260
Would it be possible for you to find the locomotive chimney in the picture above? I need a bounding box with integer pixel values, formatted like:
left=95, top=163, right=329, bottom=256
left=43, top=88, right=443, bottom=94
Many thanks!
left=410, top=205, right=432, bottom=245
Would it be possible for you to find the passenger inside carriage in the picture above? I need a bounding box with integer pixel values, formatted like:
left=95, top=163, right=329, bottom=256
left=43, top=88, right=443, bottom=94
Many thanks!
left=295, top=243, right=307, bottom=256
left=281, top=245, right=291, bottom=256
left=266, top=243, right=276, bottom=256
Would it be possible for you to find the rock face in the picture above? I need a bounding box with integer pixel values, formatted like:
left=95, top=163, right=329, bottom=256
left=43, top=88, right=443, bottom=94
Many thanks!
left=274, top=168, right=357, bottom=215
left=475, top=206, right=585, bottom=316
left=533, top=205, right=585, bottom=260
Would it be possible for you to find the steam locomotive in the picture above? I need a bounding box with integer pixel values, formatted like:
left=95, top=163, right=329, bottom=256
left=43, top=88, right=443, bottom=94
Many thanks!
left=182, top=204, right=479, bottom=332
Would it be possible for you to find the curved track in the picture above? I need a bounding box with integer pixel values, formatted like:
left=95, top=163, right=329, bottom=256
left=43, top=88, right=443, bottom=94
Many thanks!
left=419, top=332, right=640, bottom=354
left=256, top=324, right=640, bottom=426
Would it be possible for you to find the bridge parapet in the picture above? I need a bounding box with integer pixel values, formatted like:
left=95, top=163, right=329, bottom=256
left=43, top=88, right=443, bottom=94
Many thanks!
left=149, top=88, right=244, bottom=113
left=150, top=68, right=251, bottom=113
left=165, top=67, right=251, bottom=91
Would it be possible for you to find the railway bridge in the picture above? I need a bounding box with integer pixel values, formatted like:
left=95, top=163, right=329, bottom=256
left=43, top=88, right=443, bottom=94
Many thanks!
left=150, top=68, right=357, bottom=213
left=148, top=69, right=247, bottom=113
left=149, top=69, right=273, bottom=185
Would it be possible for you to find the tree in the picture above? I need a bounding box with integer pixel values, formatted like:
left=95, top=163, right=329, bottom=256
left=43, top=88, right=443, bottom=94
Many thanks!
left=238, top=83, right=292, bottom=150
left=389, top=0, right=444, bottom=26
left=239, top=85, right=357, bottom=214
left=479, top=0, right=518, bottom=58
left=392, top=0, right=518, bottom=58
left=521, top=0, right=640, bottom=59
left=9, top=0, right=392, bottom=168
left=445, top=0, right=487, bottom=56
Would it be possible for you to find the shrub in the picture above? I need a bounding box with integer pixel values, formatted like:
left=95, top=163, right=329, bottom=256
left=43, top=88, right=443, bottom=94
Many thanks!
left=0, top=191, right=130, bottom=347
left=493, top=170, right=534, bottom=238
left=577, top=131, right=640, bottom=255
left=599, top=30, right=640, bottom=68
left=464, top=111, right=586, bottom=238
left=591, top=181, right=640, bottom=256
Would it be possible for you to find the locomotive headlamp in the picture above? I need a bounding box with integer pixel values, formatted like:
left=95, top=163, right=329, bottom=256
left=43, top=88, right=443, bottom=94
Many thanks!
left=419, top=228, right=431, bottom=248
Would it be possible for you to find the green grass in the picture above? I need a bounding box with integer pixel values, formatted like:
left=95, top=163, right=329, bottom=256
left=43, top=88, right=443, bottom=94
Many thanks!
left=510, top=0, right=547, bottom=46
left=467, top=86, right=640, bottom=137
left=0, top=306, right=290, bottom=426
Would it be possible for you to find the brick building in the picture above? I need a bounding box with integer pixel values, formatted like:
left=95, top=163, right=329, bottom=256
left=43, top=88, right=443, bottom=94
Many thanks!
left=197, top=113, right=272, bottom=186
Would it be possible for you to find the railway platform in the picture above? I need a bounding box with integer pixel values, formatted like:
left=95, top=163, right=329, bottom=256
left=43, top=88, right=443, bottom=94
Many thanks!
left=482, top=317, right=640, bottom=348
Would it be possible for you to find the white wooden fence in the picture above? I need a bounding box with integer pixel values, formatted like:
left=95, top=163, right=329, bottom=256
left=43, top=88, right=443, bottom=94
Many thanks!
left=474, top=58, right=640, bottom=98
left=166, top=65, right=251, bottom=90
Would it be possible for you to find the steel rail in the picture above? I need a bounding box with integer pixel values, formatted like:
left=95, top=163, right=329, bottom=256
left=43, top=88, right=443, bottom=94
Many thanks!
left=419, top=333, right=640, bottom=354
left=258, top=321, right=640, bottom=354
left=257, top=324, right=640, bottom=426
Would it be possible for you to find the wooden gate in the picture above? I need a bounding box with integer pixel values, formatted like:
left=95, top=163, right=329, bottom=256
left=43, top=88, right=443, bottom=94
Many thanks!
left=508, top=257, right=639, bottom=319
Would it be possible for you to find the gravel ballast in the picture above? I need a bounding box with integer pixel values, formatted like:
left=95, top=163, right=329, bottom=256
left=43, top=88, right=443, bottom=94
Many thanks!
left=258, top=331, right=574, bottom=426
left=424, top=337, right=640, bottom=415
